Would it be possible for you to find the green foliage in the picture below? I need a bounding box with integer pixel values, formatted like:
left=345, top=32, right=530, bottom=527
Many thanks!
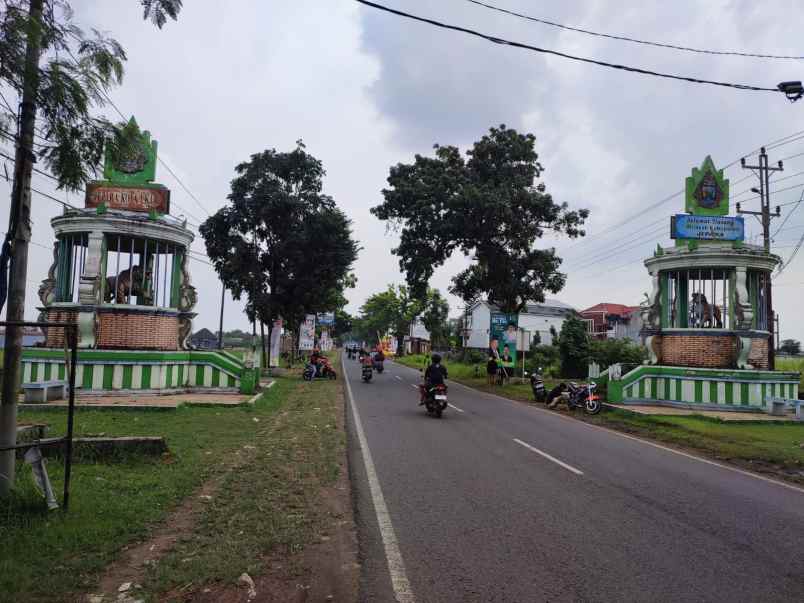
left=358, top=284, right=422, bottom=354
left=420, top=288, right=450, bottom=347
left=528, top=344, right=559, bottom=375
left=780, top=339, right=801, bottom=355
left=371, top=124, right=588, bottom=311
left=141, top=0, right=183, bottom=28
left=589, top=338, right=647, bottom=369
left=558, top=315, right=590, bottom=378
left=200, top=141, right=358, bottom=352
left=0, top=0, right=181, bottom=189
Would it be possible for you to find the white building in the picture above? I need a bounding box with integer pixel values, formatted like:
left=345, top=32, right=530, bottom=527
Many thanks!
left=463, top=299, right=575, bottom=350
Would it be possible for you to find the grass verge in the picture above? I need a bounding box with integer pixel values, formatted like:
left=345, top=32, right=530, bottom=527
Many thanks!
left=0, top=373, right=344, bottom=602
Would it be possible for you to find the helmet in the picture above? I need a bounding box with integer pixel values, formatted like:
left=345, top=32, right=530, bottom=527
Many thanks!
left=431, top=353, right=441, bottom=364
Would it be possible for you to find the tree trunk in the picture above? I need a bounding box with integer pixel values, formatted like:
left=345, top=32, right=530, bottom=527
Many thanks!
left=260, top=321, right=267, bottom=370
left=1, top=0, right=44, bottom=498
left=266, top=320, right=273, bottom=374
left=396, top=332, right=406, bottom=357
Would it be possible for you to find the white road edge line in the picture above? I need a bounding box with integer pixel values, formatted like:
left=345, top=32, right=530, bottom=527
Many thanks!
left=513, top=438, right=584, bottom=476
left=342, top=356, right=416, bottom=602
left=447, top=403, right=465, bottom=413
left=388, top=362, right=804, bottom=496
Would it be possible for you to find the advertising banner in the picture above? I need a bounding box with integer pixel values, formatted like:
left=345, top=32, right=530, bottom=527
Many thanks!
left=319, top=328, right=333, bottom=351
left=269, top=319, right=282, bottom=367
left=299, top=314, right=316, bottom=351
left=317, top=312, right=335, bottom=326
left=489, top=312, right=517, bottom=372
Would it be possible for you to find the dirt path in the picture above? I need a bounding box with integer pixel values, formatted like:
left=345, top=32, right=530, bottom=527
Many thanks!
left=85, top=381, right=359, bottom=603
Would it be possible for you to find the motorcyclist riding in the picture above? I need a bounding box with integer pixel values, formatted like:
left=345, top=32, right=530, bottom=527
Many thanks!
left=420, top=353, right=448, bottom=405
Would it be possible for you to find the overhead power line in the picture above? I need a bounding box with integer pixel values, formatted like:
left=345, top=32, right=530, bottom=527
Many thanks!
left=465, top=0, right=804, bottom=60
left=356, top=0, right=782, bottom=93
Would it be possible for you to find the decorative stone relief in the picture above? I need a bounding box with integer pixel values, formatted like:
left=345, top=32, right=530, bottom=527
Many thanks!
left=644, top=335, right=661, bottom=365
left=178, top=252, right=197, bottom=312
left=736, top=335, right=752, bottom=369
left=733, top=267, right=753, bottom=330
left=640, top=272, right=662, bottom=331
left=178, top=313, right=195, bottom=350
left=37, top=241, right=58, bottom=307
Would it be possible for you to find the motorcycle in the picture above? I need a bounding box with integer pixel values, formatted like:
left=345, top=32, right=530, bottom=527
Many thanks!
left=528, top=370, right=546, bottom=403
left=302, top=358, right=337, bottom=381
left=565, top=381, right=602, bottom=415
left=373, top=358, right=385, bottom=373
left=361, top=359, right=373, bottom=383
left=420, top=383, right=448, bottom=418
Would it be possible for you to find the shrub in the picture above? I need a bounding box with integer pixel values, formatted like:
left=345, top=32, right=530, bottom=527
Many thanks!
left=589, top=338, right=646, bottom=369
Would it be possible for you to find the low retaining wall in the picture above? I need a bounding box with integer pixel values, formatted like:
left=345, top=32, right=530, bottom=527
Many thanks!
left=608, top=365, right=800, bottom=409
left=21, top=349, right=258, bottom=394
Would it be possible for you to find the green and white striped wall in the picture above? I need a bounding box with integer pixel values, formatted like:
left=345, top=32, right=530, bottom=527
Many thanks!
left=21, top=348, right=254, bottom=393
left=609, top=365, right=800, bottom=410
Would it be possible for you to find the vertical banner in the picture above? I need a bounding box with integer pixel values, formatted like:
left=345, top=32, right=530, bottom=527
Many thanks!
left=489, top=312, right=517, bottom=371
left=319, top=328, right=333, bottom=351
left=299, top=314, right=316, bottom=351
left=269, top=319, right=283, bottom=367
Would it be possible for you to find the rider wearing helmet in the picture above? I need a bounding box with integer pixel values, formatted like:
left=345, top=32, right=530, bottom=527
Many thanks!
left=420, top=353, right=448, bottom=404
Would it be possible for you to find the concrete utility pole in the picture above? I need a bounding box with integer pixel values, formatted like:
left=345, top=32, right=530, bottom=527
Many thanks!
left=738, top=147, right=783, bottom=370
left=0, top=0, right=45, bottom=497
left=218, top=282, right=225, bottom=349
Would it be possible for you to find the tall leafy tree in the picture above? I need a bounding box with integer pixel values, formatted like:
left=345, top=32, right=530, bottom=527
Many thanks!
left=0, top=0, right=181, bottom=188
left=558, top=315, right=590, bottom=378
left=420, top=288, right=449, bottom=348
left=371, top=125, right=588, bottom=314
left=358, top=284, right=424, bottom=356
left=200, top=141, right=358, bottom=367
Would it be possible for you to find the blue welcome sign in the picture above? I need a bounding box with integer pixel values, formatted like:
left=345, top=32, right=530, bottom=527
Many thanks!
left=671, top=214, right=744, bottom=241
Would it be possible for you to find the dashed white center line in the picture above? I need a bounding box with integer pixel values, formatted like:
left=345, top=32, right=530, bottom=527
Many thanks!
left=513, top=438, right=584, bottom=476
left=447, top=403, right=464, bottom=413
left=395, top=375, right=403, bottom=381
left=410, top=384, right=419, bottom=389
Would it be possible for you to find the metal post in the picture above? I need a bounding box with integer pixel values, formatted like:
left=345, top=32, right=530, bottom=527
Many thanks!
left=62, top=325, right=77, bottom=511
left=114, top=234, right=121, bottom=302
left=141, top=239, right=148, bottom=304
left=128, top=237, right=134, bottom=304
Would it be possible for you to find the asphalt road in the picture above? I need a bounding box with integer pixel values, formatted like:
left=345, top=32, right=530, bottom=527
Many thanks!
left=343, top=357, right=804, bottom=603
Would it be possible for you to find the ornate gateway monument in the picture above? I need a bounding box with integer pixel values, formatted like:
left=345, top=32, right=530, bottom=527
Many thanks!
left=608, top=156, right=799, bottom=410
left=22, top=119, right=256, bottom=394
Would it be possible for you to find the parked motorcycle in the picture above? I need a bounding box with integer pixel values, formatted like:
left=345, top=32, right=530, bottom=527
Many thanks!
left=528, top=370, right=546, bottom=403
left=565, top=381, right=602, bottom=415
left=302, top=359, right=337, bottom=381
left=420, top=383, right=448, bottom=418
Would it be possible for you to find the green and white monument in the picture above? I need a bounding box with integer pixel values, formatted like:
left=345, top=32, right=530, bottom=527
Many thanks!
left=608, top=156, right=799, bottom=411
left=23, top=118, right=258, bottom=395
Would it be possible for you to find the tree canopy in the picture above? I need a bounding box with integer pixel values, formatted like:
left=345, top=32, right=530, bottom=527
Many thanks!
left=371, top=125, right=588, bottom=314
left=558, top=314, right=590, bottom=378
left=200, top=141, right=358, bottom=362
left=779, top=339, right=801, bottom=355
left=358, top=284, right=449, bottom=354
left=0, top=0, right=182, bottom=189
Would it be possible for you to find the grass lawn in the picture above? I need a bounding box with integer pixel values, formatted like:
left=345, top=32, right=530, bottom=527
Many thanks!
left=1, top=374, right=344, bottom=602
left=394, top=353, right=561, bottom=402
left=584, top=409, right=804, bottom=479
left=777, top=356, right=804, bottom=390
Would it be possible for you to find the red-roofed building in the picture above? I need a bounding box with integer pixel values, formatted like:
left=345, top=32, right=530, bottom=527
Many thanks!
left=579, top=303, right=642, bottom=341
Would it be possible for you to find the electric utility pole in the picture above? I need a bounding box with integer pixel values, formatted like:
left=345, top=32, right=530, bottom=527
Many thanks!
left=218, top=282, right=225, bottom=349
left=737, top=147, right=783, bottom=370
left=0, top=0, right=45, bottom=497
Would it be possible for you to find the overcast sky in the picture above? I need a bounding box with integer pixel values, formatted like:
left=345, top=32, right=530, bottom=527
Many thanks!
left=5, top=0, right=804, bottom=340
